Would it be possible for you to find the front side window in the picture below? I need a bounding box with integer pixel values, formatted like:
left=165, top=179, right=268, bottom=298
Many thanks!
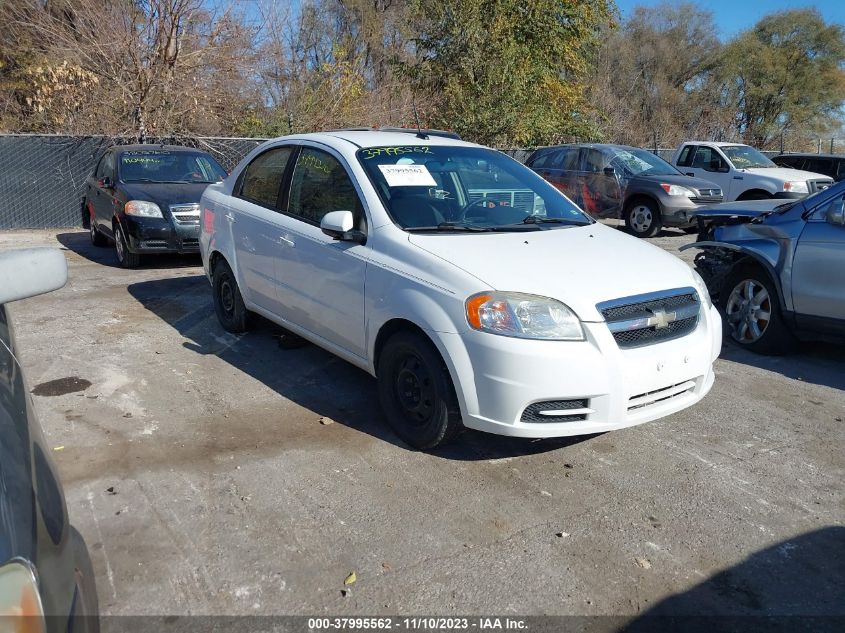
left=239, top=147, right=293, bottom=208
left=721, top=145, right=776, bottom=169
left=287, top=148, right=362, bottom=224
left=357, top=145, right=591, bottom=231
left=119, top=150, right=227, bottom=185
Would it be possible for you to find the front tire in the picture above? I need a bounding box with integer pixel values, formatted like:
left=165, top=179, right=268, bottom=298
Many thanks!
left=625, top=199, right=662, bottom=238
left=212, top=259, right=252, bottom=333
left=114, top=223, right=140, bottom=268
left=721, top=265, right=793, bottom=355
left=377, top=331, right=463, bottom=450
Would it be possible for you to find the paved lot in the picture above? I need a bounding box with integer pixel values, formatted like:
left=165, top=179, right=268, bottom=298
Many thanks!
left=2, top=228, right=843, bottom=619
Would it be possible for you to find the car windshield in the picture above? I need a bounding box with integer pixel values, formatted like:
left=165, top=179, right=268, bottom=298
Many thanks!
left=608, top=148, right=680, bottom=177
left=119, top=150, right=227, bottom=184
left=721, top=145, right=776, bottom=169
left=357, top=145, right=592, bottom=231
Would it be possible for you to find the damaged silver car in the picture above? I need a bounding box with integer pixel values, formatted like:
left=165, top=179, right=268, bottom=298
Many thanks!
left=682, top=181, right=845, bottom=354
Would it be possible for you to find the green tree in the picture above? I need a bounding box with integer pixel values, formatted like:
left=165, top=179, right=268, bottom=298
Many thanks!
left=404, top=0, right=613, bottom=146
left=721, top=8, right=845, bottom=148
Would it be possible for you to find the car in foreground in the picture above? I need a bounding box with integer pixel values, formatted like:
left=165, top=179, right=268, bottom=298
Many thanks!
left=0, top=248, right=98, bottom=632
left=683, top=180, right=845, bottom=354
left=525, top=143, right=723, bottom=237
left=83, top=144, right=227, bottom=268
left=671, top=141, right=833, bottom=202
left=200, top=129, right=722, bottom=449
left=772, top=153, right=845, bottom=182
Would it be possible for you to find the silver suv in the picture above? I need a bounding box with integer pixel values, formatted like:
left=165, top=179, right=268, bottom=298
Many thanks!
left=683, top=180, right=845, bottom=354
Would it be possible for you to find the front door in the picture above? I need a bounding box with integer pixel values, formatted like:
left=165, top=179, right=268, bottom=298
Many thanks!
left=792, top=193, right=845, bottom=322
left=684, top=146, right=734, bottom=198
left=87, top=152, right=116, bottom=235
left=276, top=146, right=368, bottom=358
left=577, top=148, right=622, bottom=218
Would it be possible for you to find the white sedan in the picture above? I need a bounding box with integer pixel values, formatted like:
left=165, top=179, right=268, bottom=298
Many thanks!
left=199, top=129, right=722, bottom=449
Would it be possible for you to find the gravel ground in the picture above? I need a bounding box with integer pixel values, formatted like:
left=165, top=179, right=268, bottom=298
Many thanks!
left=2, top=227, right=843, bottom=621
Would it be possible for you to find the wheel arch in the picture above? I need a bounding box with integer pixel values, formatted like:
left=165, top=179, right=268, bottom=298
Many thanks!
left=694, top=243, right=787, bottom=312
left=624, top=193, right=660, bottom=214
left=736, top=188, right=774, bottom=201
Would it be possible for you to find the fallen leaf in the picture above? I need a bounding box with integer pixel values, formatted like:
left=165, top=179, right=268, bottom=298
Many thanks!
left=555, top=532, right=570, bottom=538
left=344, top=571, right=357, bottom=585
left=635, top=557, right=652, bottom=569
left=53, top=446, right=64, bottom=451
left=381, top=562, right=392, bottom=572
left=319, top=417, right=335, bottom=425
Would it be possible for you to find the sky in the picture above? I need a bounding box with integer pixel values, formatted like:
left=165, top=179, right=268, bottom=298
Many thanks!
left=614, top=0, right=845, bottom=39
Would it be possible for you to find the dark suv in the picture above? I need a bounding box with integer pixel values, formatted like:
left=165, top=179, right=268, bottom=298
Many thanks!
left=526, top=144, right=723, bottom=237
left=772, top=153, right=845, bottom=182
left=83, top=145, right=227, bottom=268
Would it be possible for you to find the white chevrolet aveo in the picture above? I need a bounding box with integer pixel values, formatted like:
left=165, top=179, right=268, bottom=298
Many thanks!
left=199, top=129, right=722, bottom=449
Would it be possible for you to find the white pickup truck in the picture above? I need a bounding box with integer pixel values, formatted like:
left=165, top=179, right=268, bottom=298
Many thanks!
left=671, top=141, right=833, bottom=202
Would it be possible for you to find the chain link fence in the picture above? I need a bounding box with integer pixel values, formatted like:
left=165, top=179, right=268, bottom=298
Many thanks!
left=1, top=134, right=841, bottom=229
left=0, top=134, right=266, bottom=229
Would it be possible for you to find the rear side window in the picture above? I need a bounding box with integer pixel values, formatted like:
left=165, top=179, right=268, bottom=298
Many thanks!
left=805, top=158, right=834, bottom=177
left=528, top=151, right=554, bottom=169
left=238, top=147, right=293, bottom=209
left=837, top=160, right=845, bottom=180
left=774, top=155, right=801, bottom=169
left=676, top=145, right=694, bottom=167
left=287, top=148, right=362, bottom=225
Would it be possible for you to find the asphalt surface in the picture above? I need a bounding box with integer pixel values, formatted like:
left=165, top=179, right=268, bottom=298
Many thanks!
left=2, top=227, right=843, bottom=620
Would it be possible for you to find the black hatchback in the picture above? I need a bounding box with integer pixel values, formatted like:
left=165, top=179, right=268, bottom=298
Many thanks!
left=83, top=145, right=227, bottom=268
left=772, top=153, right=845, bottom=182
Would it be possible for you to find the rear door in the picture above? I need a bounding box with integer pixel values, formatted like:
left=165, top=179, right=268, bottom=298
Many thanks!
left=577, top=148, right=621, bottom=218
left=230, top=145, right=296, bottom=318
left=792, top=192, right=845, bottom=324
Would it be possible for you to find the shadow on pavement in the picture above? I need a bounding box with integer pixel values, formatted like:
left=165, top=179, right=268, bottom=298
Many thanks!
left=56, top=231, right=201, bottom=270
left=126, top=274, right=593, bottom=461
left=623, top=526, right=845, bottom=632
left=720, top=338, right=845, bottom=392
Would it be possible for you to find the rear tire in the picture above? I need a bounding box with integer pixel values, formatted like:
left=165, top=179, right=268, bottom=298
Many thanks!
left=114, top=223, right=140, bottom=268
left=212, top=259, right=252, bottom=333
left=377, top=331, right=463, bottom=450
left=624, top=199, right=662, bottom=238
left=89, top=218, right=108, bottom=247
left=720, top=264, right=794, bottom=355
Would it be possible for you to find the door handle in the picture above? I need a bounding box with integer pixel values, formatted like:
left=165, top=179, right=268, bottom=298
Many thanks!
left=685, top=172, right=695, bottom=177
left=733, top=176, right=743, bottom=180
left=225, top=212, right=236, bottom=223
left=279, top=235, right=295, bottom=248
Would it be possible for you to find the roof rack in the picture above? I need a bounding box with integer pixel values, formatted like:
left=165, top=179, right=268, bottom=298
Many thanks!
left=323, top=127, right=462, bottom=140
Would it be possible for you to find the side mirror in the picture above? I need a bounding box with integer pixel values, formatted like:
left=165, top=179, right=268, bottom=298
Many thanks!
left=98, top=176, right=113, bottom=189
left=321, top=210, right=366, bottom=244
left=603, top=167, right=617, bottom=177
left=0, top=248, right=67, bottom=304
left=826, top=198, right=845, bottom=226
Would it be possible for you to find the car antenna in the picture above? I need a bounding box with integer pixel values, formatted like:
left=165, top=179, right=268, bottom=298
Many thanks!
left=412, top=100, right=428, bottom=140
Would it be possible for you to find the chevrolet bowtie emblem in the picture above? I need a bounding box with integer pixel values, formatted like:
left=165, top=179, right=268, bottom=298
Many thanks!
left=649, top=308, right=676, bottom=330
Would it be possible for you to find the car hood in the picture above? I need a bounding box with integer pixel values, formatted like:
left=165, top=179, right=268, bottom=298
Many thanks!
left=119, top=182, right=211, bottom=209
left=739, top=167, right=831, bottom=181
left=692, top=199, right=784, bottom=219
left=639, top=173, right=721, bottom=191
left=408, top=223, right=697, bottom=322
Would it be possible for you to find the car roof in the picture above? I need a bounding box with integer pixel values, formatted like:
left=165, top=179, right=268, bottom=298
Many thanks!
left=775, top=152, right=845, bottom=159
left=683, top=141, right=747, bottom=147
left=536, top=143, right=648, bottom=152
left=266, top=130, right=479, bottom=150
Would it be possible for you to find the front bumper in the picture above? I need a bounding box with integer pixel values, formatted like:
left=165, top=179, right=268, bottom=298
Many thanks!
left=659, top=198, right=723, bottom=227
left=123, top=216, right=200, bottom=254
left=439, top=304, right=722, bottom=438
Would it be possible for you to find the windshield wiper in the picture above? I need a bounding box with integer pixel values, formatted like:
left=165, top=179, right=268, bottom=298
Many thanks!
left=520, top=216, right=588, bottom=226
left=405, top=222, right=494, bottom=233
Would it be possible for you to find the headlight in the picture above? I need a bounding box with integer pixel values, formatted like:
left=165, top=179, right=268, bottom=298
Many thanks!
left=465, top=292, right=585, bottom=340
left=0, top=560, right=45, bottom=633
left=660, top=184, right=696, bottom=197
left=783, top=181, right=808, bottom=193
left=691, top=270, right=713, bottom=308
left=124, top=200, right=163, bottom=218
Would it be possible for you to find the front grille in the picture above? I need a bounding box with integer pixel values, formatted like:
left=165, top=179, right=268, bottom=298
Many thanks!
left=170, top=203, right=201, bottom=224
left=141, top=239, right=167, bottom=248
left=808, top=179, right=834, bottom=194
left=694, top=188, right=723, bottom=200
left=598, top=288, right=700, bottom=348
left=521, top=399, right=589, bottom=423
left=628, top=380, right=697, bottom=412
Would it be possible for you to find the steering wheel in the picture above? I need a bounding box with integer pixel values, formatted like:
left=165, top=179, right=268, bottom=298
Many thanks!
left=456, top=198, right=497, bottom=222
